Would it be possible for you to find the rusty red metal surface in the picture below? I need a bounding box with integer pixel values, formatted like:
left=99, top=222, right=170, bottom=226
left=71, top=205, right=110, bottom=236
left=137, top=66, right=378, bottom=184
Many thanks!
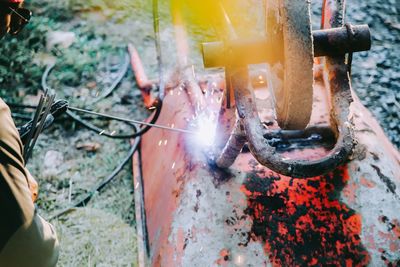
left=132, top=73, right=400, bottom=266
left=131, top=0, right=400, bottom=266
left=128, top=44, right=156, bottom=108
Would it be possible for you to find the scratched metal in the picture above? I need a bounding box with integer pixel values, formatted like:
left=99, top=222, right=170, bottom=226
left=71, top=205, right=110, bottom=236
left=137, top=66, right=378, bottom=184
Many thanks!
left=132, top=73, right=400, bottom=266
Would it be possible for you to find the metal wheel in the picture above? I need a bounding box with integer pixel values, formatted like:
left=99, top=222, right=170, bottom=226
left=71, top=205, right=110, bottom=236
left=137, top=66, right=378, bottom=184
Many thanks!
left=267, top=0, right=314, bottom=130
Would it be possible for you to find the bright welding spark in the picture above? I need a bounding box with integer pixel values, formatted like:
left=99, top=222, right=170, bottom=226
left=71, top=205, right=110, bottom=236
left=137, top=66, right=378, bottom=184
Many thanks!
left=192, top=112, right=217, bottom=148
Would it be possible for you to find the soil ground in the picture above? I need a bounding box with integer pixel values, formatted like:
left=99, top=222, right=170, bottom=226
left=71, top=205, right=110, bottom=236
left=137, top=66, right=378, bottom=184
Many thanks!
left=0, top=0, right=398, bottom=266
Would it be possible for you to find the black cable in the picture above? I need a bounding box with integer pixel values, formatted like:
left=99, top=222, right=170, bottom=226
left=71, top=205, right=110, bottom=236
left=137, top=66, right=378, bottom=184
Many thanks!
left=49, top=125, right=141, bottom=220
left=92, top=52, right=130, bottom=103
left=66, top=110, right=141, bottom=139
left=41, top=52, right=130, bottom=104
left=36, top=2, right=169, bottom=219
left=7, top=100, right=166, bottom=139
left=11, top=113, right=32, bottom=121
left=40, top=50, right=165, bottom=139
left=67, top=99, right=163, bottom=138
left=7, top=103, right=37, bottom=109
left=41, top=62, right=55, bottom=91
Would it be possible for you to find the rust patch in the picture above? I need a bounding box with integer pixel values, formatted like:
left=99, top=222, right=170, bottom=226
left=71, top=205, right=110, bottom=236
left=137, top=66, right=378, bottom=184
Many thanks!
left=215, top=248, right=230, bottom=266
left=242, top=167, right=370, bottom=266
left=359, top=176, right=376, bottom=188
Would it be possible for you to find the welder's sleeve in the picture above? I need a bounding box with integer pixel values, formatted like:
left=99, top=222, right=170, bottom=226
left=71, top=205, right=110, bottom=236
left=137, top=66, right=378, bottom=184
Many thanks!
left=0, top=99, right=59, bottom=267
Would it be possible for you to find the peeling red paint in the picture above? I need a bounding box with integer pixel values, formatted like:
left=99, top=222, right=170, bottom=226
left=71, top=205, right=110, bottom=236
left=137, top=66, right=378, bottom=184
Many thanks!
left=215, top=249, right=230, bottom=266
left=242, top=166, right=370, bottom=266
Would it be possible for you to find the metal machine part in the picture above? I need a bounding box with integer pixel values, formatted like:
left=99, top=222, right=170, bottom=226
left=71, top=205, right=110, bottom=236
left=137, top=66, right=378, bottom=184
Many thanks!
left=18, top=99, right=68, bottom=145
left=20, top=90, right=59, bottom=164
left=130, top=0, right=400, bottom=265
left=200, top=0, right=371, bottom=177
left=269, top=0, right=314, bottom=130
left=129, top=0, right=400, bottom=265
left=201, top=25, right=371, bottom=67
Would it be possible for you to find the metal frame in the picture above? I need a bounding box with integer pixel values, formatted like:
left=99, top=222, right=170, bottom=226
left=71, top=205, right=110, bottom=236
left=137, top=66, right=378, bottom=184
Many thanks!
left=210, top=0, right=370, bottom=177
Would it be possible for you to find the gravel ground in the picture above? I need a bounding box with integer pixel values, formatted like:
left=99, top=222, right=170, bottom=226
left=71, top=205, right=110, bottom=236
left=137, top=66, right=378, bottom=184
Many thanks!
left=346, top=0, right=400, bottom=148
left=312, top=0, right=399, bottom=148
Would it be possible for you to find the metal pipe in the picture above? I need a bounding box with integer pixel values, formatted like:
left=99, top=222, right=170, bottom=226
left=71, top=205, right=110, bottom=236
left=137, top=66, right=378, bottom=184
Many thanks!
left=202, top=24, right=371, bottom=68
left=215, top=120, right=246, bottom=168
left=313, top=24, right=371, bottom=57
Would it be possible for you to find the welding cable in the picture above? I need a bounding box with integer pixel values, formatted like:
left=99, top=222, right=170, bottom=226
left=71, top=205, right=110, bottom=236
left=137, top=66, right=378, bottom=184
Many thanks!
left=92, top=52, right=130, bottom=103
left=11, top=113, right=32, bottom=121
left=8, top=100, right=170, bottom=139
left=66, top=109, right=144, bottom=139
left=49, top=124, right=141, bottom=220
left=66, top=101, right=164, bottom=138
left=41, top=52, right=130, bottom=104
left=40, top=57, right=165, bottom=139
left=67, top=104, right=194, bottom=134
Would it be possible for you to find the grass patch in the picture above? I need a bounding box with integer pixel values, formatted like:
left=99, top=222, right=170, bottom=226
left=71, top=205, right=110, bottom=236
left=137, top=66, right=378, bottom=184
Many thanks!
left=0, top=1, right=154, bottom=265
left=0, top=0, right=150, bottom=99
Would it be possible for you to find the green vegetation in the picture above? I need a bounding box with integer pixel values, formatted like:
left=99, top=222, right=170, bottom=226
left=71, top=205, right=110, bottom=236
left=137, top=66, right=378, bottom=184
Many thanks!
left=0, top=0, right=156, bottom=265
left=0, top=0, right=150, bottom=99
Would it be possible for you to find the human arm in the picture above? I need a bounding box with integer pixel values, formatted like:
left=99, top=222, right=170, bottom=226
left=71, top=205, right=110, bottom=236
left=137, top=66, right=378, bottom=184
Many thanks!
left=0, top=98, right=59, bottom=267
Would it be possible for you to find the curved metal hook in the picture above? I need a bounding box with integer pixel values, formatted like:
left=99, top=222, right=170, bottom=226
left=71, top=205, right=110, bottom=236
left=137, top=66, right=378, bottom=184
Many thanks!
left=231, top=64, right=354, bottom=178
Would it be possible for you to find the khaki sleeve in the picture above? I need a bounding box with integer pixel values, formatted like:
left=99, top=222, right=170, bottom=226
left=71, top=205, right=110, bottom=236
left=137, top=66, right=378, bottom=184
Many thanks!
left=0, top=98, right=35, bottom=248
left=0, top=213, right=60, bottom=267
left=0, top=98, right=59, bottom=266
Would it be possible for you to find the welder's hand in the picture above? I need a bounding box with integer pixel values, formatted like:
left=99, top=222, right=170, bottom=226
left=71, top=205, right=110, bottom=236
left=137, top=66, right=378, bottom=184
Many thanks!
left=27, top=170, right=39, bottom=202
